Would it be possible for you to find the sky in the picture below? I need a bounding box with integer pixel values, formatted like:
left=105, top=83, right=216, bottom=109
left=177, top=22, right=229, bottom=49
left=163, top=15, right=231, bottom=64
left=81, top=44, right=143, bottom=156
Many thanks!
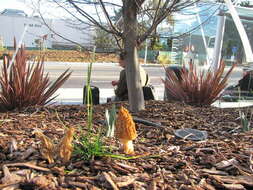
left=0, top=0, right=217, bottom=38
left=0, top=0, right=70, bottom=18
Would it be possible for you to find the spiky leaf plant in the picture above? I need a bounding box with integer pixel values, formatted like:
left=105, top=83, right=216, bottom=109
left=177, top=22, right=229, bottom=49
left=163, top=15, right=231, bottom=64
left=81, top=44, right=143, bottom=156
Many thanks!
left=0, top=43, right=71, bottom=111
left=162, top=61, right=236, bottom=106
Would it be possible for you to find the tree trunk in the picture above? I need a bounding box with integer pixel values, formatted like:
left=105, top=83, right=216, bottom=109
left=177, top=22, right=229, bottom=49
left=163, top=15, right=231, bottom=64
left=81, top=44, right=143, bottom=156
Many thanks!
left=123, top=0, right=145, bottom=112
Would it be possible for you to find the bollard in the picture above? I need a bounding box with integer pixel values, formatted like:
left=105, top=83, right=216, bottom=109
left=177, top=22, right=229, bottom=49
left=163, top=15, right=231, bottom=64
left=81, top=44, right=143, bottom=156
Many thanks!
left=83, top=86, right=100, bottom=105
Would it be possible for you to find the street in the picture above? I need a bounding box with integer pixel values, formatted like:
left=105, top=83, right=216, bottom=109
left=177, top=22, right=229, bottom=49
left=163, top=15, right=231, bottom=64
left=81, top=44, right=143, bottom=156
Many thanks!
left=43, top=62, right=166, bottom=103
left=0, top=61, right=244, bottom=104
left=42, top=62, right=243, bottom=104
left=44, top=62, right=243, bottom=88
left=44, top=62, right=165, bottom=89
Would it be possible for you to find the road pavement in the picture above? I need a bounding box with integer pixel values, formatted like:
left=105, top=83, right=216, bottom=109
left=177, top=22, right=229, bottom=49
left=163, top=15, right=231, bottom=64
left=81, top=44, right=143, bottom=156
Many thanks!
left=44, top=62, right=165, bottom=104
left=44, top=62, right=165, bottom=88
left=42, top=62, right=244, bottom=104
left=44, top=62, right=243, bottom=87
left=0, top=61, right=243, bottom=104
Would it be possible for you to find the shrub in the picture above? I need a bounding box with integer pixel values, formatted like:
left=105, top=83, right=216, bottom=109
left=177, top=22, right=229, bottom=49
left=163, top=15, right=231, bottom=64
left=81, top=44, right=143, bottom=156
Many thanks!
left=158, top=54, right=171, bottom=65
left=162, top=61, right=236, bottom=106
left=0, top=43, right=71, bottom=111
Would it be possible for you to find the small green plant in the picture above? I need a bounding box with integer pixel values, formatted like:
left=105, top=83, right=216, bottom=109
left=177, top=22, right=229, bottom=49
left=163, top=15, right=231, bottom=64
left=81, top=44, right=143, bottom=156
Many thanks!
left=239, top=110, right=252, bottom=132
left=75, top=132, right=106, bottom=160
left=74, top=46, right=111, bottom=160
left=234, top=87, right=253, bottom=132
left=105, top=104, right=116, bottom=137
left=238, top=88, right=252, bottom=132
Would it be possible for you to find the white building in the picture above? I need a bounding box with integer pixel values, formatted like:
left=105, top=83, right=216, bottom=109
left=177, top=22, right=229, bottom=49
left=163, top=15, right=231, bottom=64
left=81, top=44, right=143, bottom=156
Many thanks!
left=51, top=19, right=94, bottom=49
left=0, top=9, right=94, bottom=49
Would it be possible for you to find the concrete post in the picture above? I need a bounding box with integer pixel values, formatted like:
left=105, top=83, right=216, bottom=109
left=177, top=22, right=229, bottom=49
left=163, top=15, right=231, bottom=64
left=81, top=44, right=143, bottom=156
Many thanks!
left=194, top=3, right=210, bottom=66
left=144, top=39, right=148, bottom=64
left=212, top=9, right=226, bottom=71
left=225, top=0, right=253, bottom=65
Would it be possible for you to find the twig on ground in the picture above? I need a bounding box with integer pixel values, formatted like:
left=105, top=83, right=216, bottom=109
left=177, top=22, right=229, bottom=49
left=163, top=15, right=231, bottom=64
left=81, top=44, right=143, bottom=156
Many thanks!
left=5, top=162, right=50, bottom=172
left=103, top=172, right=119, bottom=190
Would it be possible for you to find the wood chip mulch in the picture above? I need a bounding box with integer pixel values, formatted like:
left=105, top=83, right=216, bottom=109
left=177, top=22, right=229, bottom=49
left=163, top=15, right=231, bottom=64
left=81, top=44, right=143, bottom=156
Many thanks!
left=0, top=100, right=253, bottom=190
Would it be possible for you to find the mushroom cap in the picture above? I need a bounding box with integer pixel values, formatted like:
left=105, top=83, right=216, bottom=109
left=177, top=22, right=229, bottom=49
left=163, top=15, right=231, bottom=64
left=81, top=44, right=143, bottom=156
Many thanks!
left=115, top=106, right=137, bottom=140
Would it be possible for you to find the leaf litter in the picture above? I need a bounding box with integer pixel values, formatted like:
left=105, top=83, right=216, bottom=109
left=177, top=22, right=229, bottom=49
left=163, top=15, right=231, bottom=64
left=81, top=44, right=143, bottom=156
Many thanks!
left=0, top=100, right=252, bottom=189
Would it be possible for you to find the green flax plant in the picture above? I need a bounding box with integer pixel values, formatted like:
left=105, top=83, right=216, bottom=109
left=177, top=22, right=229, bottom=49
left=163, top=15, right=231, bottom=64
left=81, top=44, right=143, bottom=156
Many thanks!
left=162, top=61, right=236, bottom=106
left=0, top=43, right=71, bottom=111
left=237, top=88, right=253, bottom=132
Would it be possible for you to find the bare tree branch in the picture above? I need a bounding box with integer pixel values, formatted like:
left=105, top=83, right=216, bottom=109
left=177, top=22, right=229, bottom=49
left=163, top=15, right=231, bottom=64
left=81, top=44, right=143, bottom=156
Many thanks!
left=69, top=0, right=121, bottom=7
left=94, top=0, right=103, bottom=25
left=138, top=0, right=176, bottom=44
left=94, top=0, right=123, bottom=50
left=136, top=0, right=146, bottom=7
left=152, top=0, right=162, bottom=26
left=46, top=0, right=217, bottom=111
left=138, top=0, right=201, bottom=45
left=97, top=0, right=122, bottom=36
left=60, top=0, right=121, bottom=36
left=38, top=11, right=91, bottom=50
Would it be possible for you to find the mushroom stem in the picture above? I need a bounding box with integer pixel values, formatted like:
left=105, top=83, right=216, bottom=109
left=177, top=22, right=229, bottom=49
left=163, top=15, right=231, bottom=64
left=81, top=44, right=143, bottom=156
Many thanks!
left=120, top=139, right=134, bottom=154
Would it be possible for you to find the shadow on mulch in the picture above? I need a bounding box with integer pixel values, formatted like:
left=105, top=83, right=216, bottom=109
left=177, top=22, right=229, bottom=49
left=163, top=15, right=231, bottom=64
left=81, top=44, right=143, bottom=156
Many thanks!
left=0, top=100, right=253, bottom=189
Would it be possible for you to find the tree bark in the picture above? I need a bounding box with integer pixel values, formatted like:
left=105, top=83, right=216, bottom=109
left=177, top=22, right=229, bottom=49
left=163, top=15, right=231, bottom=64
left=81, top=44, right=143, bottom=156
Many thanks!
left=123, top=0, right=145, bottom=112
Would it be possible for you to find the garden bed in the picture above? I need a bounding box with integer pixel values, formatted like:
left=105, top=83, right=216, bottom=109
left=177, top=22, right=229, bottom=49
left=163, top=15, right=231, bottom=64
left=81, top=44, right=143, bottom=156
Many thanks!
left=0, top=100, right=252, bottom=190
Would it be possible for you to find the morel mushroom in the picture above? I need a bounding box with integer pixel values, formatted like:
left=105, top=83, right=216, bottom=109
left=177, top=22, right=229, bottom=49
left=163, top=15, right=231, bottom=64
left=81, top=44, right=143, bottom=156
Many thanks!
left=115, top=106, right=137, bottom=154
left=34, top=129, right=55, bottom=164
left=57, top=127, right=75, bottom=164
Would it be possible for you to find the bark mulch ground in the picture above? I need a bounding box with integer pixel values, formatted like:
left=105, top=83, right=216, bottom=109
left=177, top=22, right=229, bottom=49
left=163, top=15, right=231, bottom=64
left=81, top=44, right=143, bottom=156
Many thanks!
left=0, top=100, right=252, bottom=190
